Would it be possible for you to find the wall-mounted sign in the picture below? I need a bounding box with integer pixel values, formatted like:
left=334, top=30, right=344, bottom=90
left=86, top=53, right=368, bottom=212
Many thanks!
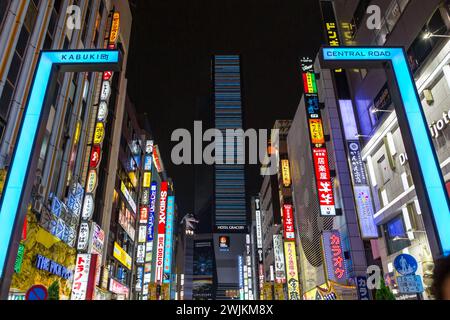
left=67, top=183, right=84, bottom=217
left=77, top=222, right=90, bottom=251
left=144, top=155, right=152, bottom=171
left=89, top=223, right=104, bottom=255
left=93, top=122, right=105, bottom=145
left=356, top=276, right=370, bottom=300
left=305, top=94, right=320, bottom=119
left=273, top=235, right=286, bottom=284
left=281, top=159, right=291, bottom=187
left=86, top=170, right=98, bottom=193
left=138, top=225, right=147, bottom=243
left=136, top=244, right=145, bottom=264
left=354, top=186, right=378, bottom=239
left=283, top=204, right=295, bottom=240
left=313, top=148, right=331, bottom=181
left=147, top=182, right=157, bottom=242
left=120, top=181, right=137, bottom=214
left=322, top=230, right=348, bottom=283
left=143, top=172, right=151, bottom=188
left=109, top=278, right=129, bottom=298
left=139, top=206, right=148, bottom=224
left=303, top=72, right=317, bottom=94
left=98, top=102, right=108, bottom=122
left=100, top=81, right=111, bottom=101
left=103, top=71, right=112, bottom=81
left=89, top=145, right=102, bottom=169
left=163, top=196, right=175, bottom=283
left=153, top=145, right=164, bottom=173
left=70, top=254, right=92, bottom=300
left=155, top=182, right=168, bottom=283
left=309, top=119, right=325, bottom=145
left=284, top=242, right=300, bottom=300
left=35, top=254, right=73, bottom=280
left=113, top=242, right=132, bottom=270
left=347, top=141, right=367, bottom=185
left=219, top=236, right=230, bottom=251
left=81, top=194, right=94, bottom=220
left=109, top=12, right=120, bottom=45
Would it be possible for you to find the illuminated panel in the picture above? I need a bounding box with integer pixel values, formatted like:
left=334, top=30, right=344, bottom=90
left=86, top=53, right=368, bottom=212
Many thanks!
left=0, top=50, right=119, bottom=277
left=322, top=47, right=450, bottom=255
left=163, top=196, right=175, bottom=283
left=213, top=55, right=247, bottom=232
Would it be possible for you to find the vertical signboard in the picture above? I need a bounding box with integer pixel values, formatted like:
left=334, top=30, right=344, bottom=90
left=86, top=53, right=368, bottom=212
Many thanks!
left=272, top=235, right=286, bottom=284
left=322, top=230, right=348, bottom=284
left=284, top=242, right=300, bottom=300
left=301, top=57, right=337, bottom=217
left=155, top=182, right=168, bottom=283
left=282, top=204, right=295, bottom=240
left=163, top=196, right=175, bottom=283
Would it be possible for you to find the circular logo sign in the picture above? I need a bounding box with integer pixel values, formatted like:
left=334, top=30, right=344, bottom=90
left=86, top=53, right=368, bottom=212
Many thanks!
left=394, top=253, right=418, bottom=275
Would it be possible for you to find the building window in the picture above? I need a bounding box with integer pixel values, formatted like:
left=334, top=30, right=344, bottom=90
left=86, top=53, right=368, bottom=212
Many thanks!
left=0, top=0, right=11, bottom=29
left=384, top=215, right=411, bottom=255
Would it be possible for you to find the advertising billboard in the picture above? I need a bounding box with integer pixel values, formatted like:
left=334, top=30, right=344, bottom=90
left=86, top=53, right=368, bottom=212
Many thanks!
left=282, top=204, right=295, bottom=240
left=272, top=235, right=286, bottom=283
left=163, top=196, right=175, bottom=283
left=155, top=181, right=168, bottom=283
left=284, top=242, right=301, bottom=300
left=322, top=230, right=348, bottom=284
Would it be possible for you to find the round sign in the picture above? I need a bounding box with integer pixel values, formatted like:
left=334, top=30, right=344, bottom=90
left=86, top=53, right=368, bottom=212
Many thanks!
left=26, top=285, right=48, bottom=300
left=86, top=170, right=98, bottom=193
left=394, top=253, right=418, bottom=275
left=97, top=102, right=108, bottom=122
left=81, top=194, right=95, bottom=220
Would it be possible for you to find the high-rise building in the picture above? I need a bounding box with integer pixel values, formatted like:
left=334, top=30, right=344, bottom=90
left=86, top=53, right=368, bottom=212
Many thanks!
left=212, top=55, right=248, bottom=299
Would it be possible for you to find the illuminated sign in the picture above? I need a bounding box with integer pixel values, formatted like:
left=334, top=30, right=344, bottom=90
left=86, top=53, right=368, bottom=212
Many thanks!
left=109, top=278, right=129, bottom=298
left=281, top=160, right=291, bottom=187
left=284, top=242, right=300, bottom=300
left=136, top=244, right=145, bottom=264
left=120, top=181, right=137, bottom=214
left=89, top=223, right=104, bottom=256
left=113, top=242, right=132, bottom=270
left=77, top=222, right=90, bottom=251
left=143, top=172, right=151, bottom=188
left=89, top=145, right=102, bottom=169
left=35, top=254, right=73, bottom=279
left=144, top=155, right=152, bottom=171
left=305, top=94, right=320, bottom=118
left=322, top=230, right=348, bottom=283
left=86, top=170, right=98, bottom=193
left=272, top=235, right=286, bottom=283
left=302, top=72, right=318, bottom=94
left=312, top=148, right=331, bottom=181
left=312, top=148, right=336, bottom=217
left=347, top=141, right=367, bottom=185
left=109, top=12, right=120, bottom=45
left=81, top=194, right=95, bottom=220
left=71, top=254, right=95, bottom=300
left=153, top=145, right=164, bottom=173
left=147, top=182, right=157, bottom=242
left=103, top=71, right=113, bottom=81
left=139, top=206, right=148, bottom=224
left=354, top=186, right=378, bottom=239
left=283, top=204, right=295, bottom=240
left=100, top=81, right=111, bottom=101
left=155, top=182, right=168, bottom=283
left=322, top=46, right=450, bottom=257
left=309, top=119, right=325, bottom=145
left=97, top=101, right=108, bottom=122
left=93, top=122, right=105, bottom=144
left=163, top=196, right=175, bottom=283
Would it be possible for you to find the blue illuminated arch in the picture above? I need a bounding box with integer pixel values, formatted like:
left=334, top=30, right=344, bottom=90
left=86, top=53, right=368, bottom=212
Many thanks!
left=0, top=50, right=120, bottom=280
left=321, top=47, right=450, bottom=257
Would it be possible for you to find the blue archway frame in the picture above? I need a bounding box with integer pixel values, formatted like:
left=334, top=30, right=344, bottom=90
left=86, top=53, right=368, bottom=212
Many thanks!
left=0, top=50, right=121, bottom=289
left=321, top=47, right=450, bottom=258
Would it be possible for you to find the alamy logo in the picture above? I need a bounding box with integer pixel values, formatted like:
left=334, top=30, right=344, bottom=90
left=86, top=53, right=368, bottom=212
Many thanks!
left=171, top=121, right=279, bottom=175
left=366, top=5, right=381, bottom=30
left=66, top=5, right=82, bottom=30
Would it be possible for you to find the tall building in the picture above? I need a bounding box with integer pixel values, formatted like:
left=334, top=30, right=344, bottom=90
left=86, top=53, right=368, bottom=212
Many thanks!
left=328, top=0, right=450, bottom=300
left=212, top=55, right=248, bottom=299
left=0, top=0, right=135, bottom=300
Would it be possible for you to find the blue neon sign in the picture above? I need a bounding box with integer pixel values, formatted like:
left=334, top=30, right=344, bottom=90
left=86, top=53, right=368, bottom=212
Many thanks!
left=163, top=196, right=175, bottom=283
left=0, top=50, right=120, bottom=278
left=322, top=47, right=450, bottom=256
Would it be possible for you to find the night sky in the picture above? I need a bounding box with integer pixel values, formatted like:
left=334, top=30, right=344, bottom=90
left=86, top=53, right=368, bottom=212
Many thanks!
left=127, top=0, right=325, bottom=220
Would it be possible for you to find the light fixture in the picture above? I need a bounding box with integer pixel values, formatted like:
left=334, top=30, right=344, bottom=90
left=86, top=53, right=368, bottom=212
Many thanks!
left=423, top=30, right=450, bottom=39
left=355, top=133, right=371, bottom=138
left=371, top=108, right=394, bottom=114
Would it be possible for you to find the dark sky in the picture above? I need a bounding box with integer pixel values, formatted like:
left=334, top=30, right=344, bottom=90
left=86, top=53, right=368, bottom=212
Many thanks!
left=127, top=0, right=325, bottom=218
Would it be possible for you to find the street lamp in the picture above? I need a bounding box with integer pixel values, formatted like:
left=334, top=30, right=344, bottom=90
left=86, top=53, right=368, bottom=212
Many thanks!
left=423, top=30, right=450, bottom=39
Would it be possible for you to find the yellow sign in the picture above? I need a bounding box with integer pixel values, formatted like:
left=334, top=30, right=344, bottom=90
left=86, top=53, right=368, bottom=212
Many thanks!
left=309, top=119, right=325, bottom=145
left=143, top=172, right=151, bottom=188
left=263, top=282, right=273, bottom=300
left=93, top=122, right=105, bottom=145
left=284, top=241, right=301, bottom=300
left=109, top=12, right=120, bottom=44
left=113, top=242, right=132, bottom=270
left=74, top=120, right=82, bottom=144
left=281, top=160, right=291, bottom=187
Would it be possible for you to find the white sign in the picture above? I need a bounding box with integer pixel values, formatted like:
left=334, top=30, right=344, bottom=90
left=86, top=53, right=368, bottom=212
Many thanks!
left=155, top=234, right=165, bottom=282
left=272, top=234, right=286, bottom=283
left=81, top=194, right=94, bottom=220
left=97, top=101, right=108, bottom=122
left=77, top=222, right=90, bottom=251
left=100, top=81, right=111, bottom=101
left=138, top=225, right=147, bottom=243
left=256, top=209, right=263, bottom=249
left=137, top=244, right=145, bottom=264
left=70, top=254, right=91, bottom=300
left=354, top=186, right=378, bottom=239
left=121, top=181, right=137, bottom=214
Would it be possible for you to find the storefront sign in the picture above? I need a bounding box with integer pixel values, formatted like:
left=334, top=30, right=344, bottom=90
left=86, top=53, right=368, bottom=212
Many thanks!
left=281, top=159, right=291, bottom=187
left=354, top=186, right=378, bottom=239
left=255, top=199, right=263, bottom=251
left=139, top=206, right=148, bottom=224
left=89, top=145, right=102, bottom=169
left=136, top=244, right=145, bottom=264
left=284, top=242, right=300, bottom=300
left=89, top=223, right=104, bottom=255
left=144, top=155, right=152, bottom=171
left=305, top=94, right=320, bottom=118
left=356, top=276, right=370, bottom=300
left=322, top=230, right=348, bottom=283
left=71, top=254, right=92, bottom=300
left=143, top=172, right=151, bottom=188
left=14, top=243, right=25, bottom=273
left=67, top=183, right=84, bottom=216
left=147, top=183, right=157, bottom=242
left=303, top=72, right=317, bottom=94
left=153, top=145, right=164, bottom=173
left=113, top=242, right=132, bottom=270
left=347, top=141, right=367, bottom=185
left=109, top=12, right=120, bottom=45
left=93, top=122, right=105, bottom=145
left=163, top=196, right=175, bottom=283
left=155, top=182, right=168, bottom=283
left=138, top=225, right=147, bottom=243
left=309, top=119, right=325, bottom=145
left=86, top=170, right=98, bottom=193
left=81, top=194, right=94, bottom=220
left=109, top=278, right=130, bottom=298
left=100, top=81, right=111, bottom=101
left=120, top=181, right=137, bottom=214
left=97, top=101, right=108, bottom=122
left=35, top=254, right=72, bottom=279
left=272, top=235, right=286, bottom=283
left=77, top=222, right=90, bottom=251
left=283, top=204, right=295, bottom=240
